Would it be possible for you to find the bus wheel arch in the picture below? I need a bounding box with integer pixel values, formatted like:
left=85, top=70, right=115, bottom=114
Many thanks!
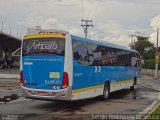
left=102, top=81, right=110, bottom=100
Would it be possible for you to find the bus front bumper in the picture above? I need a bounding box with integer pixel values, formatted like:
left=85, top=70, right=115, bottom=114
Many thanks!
left=21, top=86, right=72, bottom=101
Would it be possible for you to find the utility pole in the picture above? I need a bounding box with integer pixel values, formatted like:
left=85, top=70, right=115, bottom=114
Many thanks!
left=155, top=28, right=159, bottom=79
left=81, top=19, right=94, bottom=38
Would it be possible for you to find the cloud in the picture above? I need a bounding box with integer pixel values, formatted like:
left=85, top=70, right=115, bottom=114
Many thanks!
left=1, top=0, right=160, bottom=47
left=96, top=20, right=123, bottom=36
left=87, top=20, right=132, bottom=47
left=150, top=15, right=160, bottom=31
left=57, top=3, right=77, bottom=7
left=110, top=0, right=160, bottom=4
left=150, top=15, right=160, bottom=46
left=18, top=13, right=44, bottom=27
left=17, top=12, right=83, bottom=36
left=106, top=35, right=130, bottom=47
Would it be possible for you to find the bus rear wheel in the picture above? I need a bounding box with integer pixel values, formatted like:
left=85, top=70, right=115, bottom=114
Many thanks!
left=102, top=82, right=110, bottom=100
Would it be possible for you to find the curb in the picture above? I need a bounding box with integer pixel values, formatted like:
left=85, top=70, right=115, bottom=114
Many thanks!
left=138, top=83, right=160, bottom=92
left=0, top=77, right=19, bottom=79
left=0, top=85, right=20, bottom=88
left=0, top=74, right=19, bottom=79
left=148, top=101, right=160, bottom=114
left=139, top=100, right=160, bottom=120
left=0, top=78, right=19, bottom=80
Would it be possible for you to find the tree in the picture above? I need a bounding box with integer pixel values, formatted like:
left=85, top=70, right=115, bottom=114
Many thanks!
left=130, top=36, right=155, bottom=58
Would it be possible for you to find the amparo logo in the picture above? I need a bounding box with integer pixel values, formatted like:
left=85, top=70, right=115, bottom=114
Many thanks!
left=29, top=40, right=57, bottom=51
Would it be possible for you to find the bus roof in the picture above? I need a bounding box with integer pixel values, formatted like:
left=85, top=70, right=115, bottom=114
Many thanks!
left=24, top=28, right=68, bottom=40
left=24, top=33, right=66, bottom=39
left=71, top=35, right=137, bottom=53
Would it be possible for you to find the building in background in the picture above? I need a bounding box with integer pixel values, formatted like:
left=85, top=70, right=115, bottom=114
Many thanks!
left=0, top=31, right=21, bottom=68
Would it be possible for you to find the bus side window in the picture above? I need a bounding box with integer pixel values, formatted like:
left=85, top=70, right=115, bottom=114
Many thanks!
left=72, top=40, right=97, bottom=66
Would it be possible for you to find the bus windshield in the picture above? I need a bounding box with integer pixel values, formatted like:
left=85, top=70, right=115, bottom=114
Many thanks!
left=22, top=38, right=65, bottom=56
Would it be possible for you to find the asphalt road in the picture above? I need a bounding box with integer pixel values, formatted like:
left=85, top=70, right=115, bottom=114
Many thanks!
left=0, top=84, right=159, bottom=120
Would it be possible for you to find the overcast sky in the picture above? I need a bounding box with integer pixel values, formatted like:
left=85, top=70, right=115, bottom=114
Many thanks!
left=0, top=0, right=160, bottom=47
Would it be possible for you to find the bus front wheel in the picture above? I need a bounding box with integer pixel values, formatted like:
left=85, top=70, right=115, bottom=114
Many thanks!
left=102, top=82, right=110, bottom=100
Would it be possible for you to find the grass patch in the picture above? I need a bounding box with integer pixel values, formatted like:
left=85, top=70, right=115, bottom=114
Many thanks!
left=151, top=104, right=160, bottom=114
left=144, top=104, right=160, bottom=120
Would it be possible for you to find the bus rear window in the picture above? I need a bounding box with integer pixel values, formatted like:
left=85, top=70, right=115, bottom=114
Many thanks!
left=22, top=38, right=65, bottom=56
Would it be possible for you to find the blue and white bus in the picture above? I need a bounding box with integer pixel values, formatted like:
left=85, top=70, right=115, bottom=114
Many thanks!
left=20, top=28, right=141, bottom=101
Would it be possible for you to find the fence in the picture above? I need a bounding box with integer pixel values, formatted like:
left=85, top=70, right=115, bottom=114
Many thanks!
left=142, top=59, right=160, bottom=70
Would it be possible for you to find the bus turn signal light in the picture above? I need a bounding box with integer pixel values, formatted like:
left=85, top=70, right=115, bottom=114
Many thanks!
left=20, top=71, right=24, bottom=86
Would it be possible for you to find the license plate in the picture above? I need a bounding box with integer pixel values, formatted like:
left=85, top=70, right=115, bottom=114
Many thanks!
left=37, top=91, right=46, bottom=96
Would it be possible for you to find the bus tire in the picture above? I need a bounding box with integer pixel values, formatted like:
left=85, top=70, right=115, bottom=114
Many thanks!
left=102, top=82, right=110, bottom=100
left=130, top=78, right=136, bottom=90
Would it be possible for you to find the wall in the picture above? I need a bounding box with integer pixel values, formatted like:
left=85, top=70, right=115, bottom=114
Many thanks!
left=141, top=68, right=160, bottom=77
